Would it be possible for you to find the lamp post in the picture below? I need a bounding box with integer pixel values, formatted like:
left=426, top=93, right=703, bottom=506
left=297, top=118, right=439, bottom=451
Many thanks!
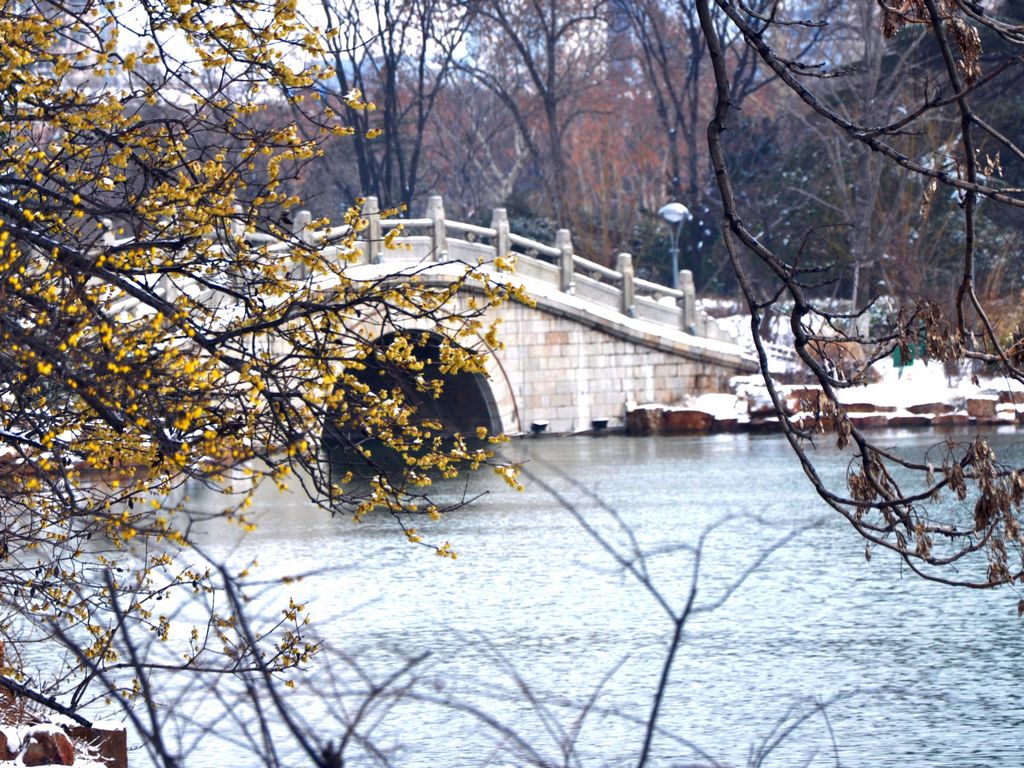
left=657, top=201, right=690, bottom=289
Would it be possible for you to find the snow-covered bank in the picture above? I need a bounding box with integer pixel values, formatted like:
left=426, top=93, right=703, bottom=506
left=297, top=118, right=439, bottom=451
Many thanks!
left=626, top=358, right=1024, bottom=436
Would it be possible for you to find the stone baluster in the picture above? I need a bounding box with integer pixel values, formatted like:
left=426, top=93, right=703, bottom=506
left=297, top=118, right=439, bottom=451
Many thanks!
left=225, top=205, right=245, bottom=290
left=100, top=218, right=116, bottom=247
left=679, top=269, right=696, bottom=333
left=150, top=218, right=181, bottom=301
left=362, top=195, right=382, bottom=264
left=290, top=210, right=312, bottom=279
left=617, top=252, right=636, bottom=317
left=425, top=195, right=447, bottom=260
left=291, top=209, right=313, bottom=245
left=490, top=207, right=510, bottom=259
left=555, top=228, right=575, bottom=293
left=230, top=204, right=245, bottom=241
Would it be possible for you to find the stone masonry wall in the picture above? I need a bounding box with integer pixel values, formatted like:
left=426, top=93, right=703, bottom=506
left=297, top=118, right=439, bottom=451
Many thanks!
left=343, top=268, right=754, bottom=437
left=481, top=300, right=741, bottom=434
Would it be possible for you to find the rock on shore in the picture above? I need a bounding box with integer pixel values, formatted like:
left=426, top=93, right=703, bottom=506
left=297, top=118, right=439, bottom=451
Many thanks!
left=626, top=359, right=1024, bottom=436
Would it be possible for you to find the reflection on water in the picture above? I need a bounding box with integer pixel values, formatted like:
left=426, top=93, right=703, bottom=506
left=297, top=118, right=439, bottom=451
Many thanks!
left=321, top=431, right=495, bottom=488
left=177, top=429, right=1024, bottom=767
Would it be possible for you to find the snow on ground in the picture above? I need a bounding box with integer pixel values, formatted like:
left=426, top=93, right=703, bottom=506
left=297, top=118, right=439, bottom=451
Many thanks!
left=640, top=339, right=1024, bottom=435
left=689, top=392, right=749, bottom=419
left=780, top=352, right=1022, bottom=410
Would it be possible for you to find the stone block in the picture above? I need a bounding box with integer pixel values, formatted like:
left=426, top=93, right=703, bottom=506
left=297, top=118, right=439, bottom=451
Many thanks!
left=0, top=730, right=14, bottom=760
left=626, top=406, right=662, bottom=435
left=933, top=412, right=970, bottom=426
left=966, top=397, right=998, bottom=419
left=662, top=409, right=714, bottom=433
left=888, top=414, right=932, bottom=428
left=750, top=403, right=782, bottom=419
left=545, top=355, right=565, bottom=370
left=21, top=728, right=74, bottom=766
left=711, top=417, right=741, bottom=432
left=555, top=405, right=576, bottom=418
left=844, top=401, right=897, bottom=413
left=848, top=414, right=889, bottom=429
left=67, top=727, right=128, bottom=768
left=748, top=417, right=783, bottom=433
left=559, top=379, right=578, bottom=394
left=907, top=402, right=954, bottom=415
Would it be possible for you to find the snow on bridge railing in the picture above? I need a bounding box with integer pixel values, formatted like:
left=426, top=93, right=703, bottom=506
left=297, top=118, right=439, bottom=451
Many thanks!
left=98, top=194, right=721, bottom=340
left=333, top=194, right=713, bottom=337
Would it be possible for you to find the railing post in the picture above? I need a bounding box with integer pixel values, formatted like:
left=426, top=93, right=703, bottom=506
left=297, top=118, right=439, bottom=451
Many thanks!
left=101, top=218, right=116, bottom=247
left=226, top=205, right=245, bottom=290
left=230, top=204, right=245, bottom=241
left=425, top=195, right=447, bottom=260
left=616, top=252, right=636, bottom=317
left=490, top=207, right=510, bottom=258
left=291, top=209, right=312, bottom=245
left=290, top=210, right=312, bottom=279
left=362, top=195, right=381, bottom=264
left=679, top=269, right=696, bottom=333
left=555, top=228, right=575, bottom=293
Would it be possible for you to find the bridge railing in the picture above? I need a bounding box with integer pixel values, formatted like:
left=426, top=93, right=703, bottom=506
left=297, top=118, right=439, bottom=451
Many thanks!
left=88, top=191, right=739, bottom=349
left=332, top=194, right=731, bottom=341
left=109, top=194, right=724, bottom=341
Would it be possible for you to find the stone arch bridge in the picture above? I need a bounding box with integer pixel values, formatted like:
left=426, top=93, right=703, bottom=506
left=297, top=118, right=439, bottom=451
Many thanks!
left=312, top=195, right=756, bottom=435
left=108, top=194, right=756, bottom=436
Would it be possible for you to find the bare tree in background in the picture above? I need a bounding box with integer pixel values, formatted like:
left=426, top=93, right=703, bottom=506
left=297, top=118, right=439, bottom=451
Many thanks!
left=307, top=0, right=472, bottom=211
left=621, top=0, right=816, bottom=288
left=457, top=0, right=609, bottom=223
left=783, top=1, right=962, bottom=309
left=422, top=71, right=531, bottom=218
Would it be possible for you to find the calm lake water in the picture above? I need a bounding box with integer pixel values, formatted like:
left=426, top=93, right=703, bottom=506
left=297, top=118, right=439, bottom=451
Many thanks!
left=170, top=429, right=1024, bottom=767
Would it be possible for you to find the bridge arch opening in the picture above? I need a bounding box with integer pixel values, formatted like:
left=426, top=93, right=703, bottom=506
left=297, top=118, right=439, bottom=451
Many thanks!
left=347, top=331, right=502, bottom=438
